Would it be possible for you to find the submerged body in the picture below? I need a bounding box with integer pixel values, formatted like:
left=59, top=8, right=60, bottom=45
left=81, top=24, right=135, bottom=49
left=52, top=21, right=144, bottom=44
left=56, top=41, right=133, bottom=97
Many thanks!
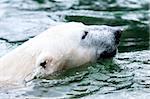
left=0, top=22, right=121, bottom=83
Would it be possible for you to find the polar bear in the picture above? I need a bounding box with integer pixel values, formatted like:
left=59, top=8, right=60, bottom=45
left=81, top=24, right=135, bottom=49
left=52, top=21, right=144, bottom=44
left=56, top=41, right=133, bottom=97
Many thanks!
left=0, top=22, right=122, bottom=83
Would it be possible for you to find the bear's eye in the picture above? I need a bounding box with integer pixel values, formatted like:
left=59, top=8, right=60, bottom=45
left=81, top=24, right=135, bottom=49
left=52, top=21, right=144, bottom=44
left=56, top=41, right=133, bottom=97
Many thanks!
left=40, top=61, right=47, bottom=69
left=81, top=31, right=88, bottom=40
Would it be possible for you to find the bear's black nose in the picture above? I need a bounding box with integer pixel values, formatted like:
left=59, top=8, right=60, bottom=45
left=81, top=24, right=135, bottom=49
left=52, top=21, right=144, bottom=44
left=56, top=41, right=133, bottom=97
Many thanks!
left=114, top=29, right=122, bottom=44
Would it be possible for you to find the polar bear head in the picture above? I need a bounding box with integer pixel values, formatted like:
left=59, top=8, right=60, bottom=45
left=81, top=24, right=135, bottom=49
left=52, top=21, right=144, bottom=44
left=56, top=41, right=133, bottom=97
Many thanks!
left=32, top=22, right=122, bottom=79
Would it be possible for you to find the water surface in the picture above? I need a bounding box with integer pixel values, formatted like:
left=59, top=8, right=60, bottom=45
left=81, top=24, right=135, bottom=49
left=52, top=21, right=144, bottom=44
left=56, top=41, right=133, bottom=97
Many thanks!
left=0, top=0, right=149, bottom=98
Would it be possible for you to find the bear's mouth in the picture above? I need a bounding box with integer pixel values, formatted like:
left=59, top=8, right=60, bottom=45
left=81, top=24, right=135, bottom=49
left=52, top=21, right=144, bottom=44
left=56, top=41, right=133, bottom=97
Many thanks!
left=98, top=49, right=117, bottom=59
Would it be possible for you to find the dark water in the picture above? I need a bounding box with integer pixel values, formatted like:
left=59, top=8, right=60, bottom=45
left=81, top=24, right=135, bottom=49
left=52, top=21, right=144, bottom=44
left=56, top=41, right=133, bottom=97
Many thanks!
left=0, top=0, right=149, bottom=98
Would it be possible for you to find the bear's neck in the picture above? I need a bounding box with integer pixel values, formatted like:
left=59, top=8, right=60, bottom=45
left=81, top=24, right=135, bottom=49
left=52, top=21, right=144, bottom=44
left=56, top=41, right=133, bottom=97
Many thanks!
left=0, top=43, right=38, bottom=82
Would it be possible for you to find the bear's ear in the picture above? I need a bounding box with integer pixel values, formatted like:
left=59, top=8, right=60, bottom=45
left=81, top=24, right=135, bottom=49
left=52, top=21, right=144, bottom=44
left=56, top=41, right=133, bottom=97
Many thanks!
left=36, top=52, right=53, bottom=69
left=39, top=58, right=53, bottom=69
left=40, top=60, right=47, bottom=69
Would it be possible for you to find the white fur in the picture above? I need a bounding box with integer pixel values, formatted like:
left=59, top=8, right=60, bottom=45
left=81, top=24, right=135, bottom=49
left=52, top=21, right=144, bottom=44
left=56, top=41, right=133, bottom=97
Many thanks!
left=0, top=22, right=117, bottom=83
